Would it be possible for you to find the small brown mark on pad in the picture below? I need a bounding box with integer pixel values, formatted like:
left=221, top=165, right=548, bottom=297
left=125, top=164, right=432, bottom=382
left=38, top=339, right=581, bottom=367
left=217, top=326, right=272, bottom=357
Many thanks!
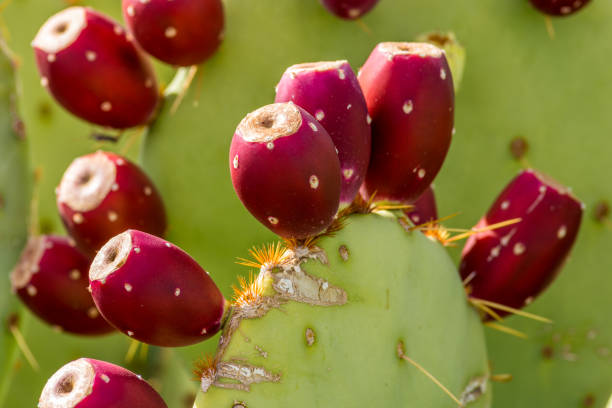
left=305, top=327, right=315, bottom=346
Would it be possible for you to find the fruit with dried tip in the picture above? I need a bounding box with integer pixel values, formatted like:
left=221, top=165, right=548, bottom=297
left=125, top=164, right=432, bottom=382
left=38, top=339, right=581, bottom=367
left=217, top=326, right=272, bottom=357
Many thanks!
left=32, top=7, right=158, bottom=129
left=89, top=230, right=227, bottom=347
left=57, top=151, right=166, bottom=257
left=320, top=0, right=380, bottom=19
left=10, top=235, right=113, bottom=335
left=529, top=0, right=591, bottom=16
left=275, top=60, right=371, bottom=205
left=405, top=186, right=438, bottom=226
left=460, top=169, right=583, bottom=316
left=122, top=0, right=224, bottom=66
left=230, top=103, right=341, bottom=239
left=39, top=358, right=167, bottom=408
left=358, top=42, right=454, bottom=205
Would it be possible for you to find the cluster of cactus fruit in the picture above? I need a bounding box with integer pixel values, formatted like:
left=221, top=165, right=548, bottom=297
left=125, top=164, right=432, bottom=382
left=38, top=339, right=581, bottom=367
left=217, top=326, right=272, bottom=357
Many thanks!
left=1, top=0, right=601, bottom=406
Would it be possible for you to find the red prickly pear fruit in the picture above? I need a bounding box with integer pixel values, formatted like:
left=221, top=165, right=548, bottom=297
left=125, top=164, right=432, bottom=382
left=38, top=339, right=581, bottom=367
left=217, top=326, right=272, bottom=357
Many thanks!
left=89, top=230, right=227, bottom=347
left=122, top=0, right=224, bottom=66
left=320, top=0, right=380, bottom=19
left=275, top=61, right=371, bottom=205
left=529, top=0, right=590, bottom=16
left=10, top=235, right=114, bottom=336
left=405, top=185, right=438, bottom=225
left=230, top=103, right=342, bottom=239
left=459, top=169, right=583, bottom=316
left=39, top=358, right=167, bottom=408
left=57, top=151, right=166, bottom=257
left=358, top=42, right=454, bottom=204
left=32, top=7, right=158, bottom=129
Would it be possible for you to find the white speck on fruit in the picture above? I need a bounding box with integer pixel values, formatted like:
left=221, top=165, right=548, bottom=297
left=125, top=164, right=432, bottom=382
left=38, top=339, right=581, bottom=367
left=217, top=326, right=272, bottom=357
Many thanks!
left=201, top=328, right=207, bottom=335
left=366, top=114, right=372, bottom=125
left=165, top=242, right=171, bottom=248
left=268, top=216, right=279, bottom=225
left=144, top=186, right=152, bottom=196
left=114, top=26, right=123, bottom=35
left=69, top=269, right=81, bottom=280
left=100, top=101, right=112, bottom=112
left=417, top=169, right=426, bottom=179
left=315, top=110, right=325, bottom=121
left=165, top=26, right=177, bottom=38
left=26, top=285, right=37, bottom=296
left=266, top=142, right=274, bottom=150
left=87, top=307, right=99, bottom=318
left=40, top=77, right=49, bottom=87
left=289, top=72, right=297, bottom=79
left=100, top=374, right=110, bottom=383
left=513, top=242, right=526, bottom=255
left=309, top=122, right=318, bottom=132
left=411, top=214, right=420, bottom=223
left=175, top=288, right=181, bottom=296
left=309, top=175, right=319, bottom=189
left=343, top=168, right=354, bottom=180
left=145, top=78, right=154, bottom=88
left=134, top=247, right=140, bottom=254
left=501, top=200, right=510, bottom=210
left=47, top=54, right=56, bottom=62
left=127, top=331, right=134, bottom=336
left=440, top=68, right=447, bottom=80
left=111, top=183, right=119, bottom=191
left=346, top=104, right=352, bottom=110
left=108, top=211, right=118, bottom=222
left=524, top=296, right=534, bottom=305
left=560, top=6, right=572, bottom=14
left=72, top=213, right=84, bottom=224
left=233, top=155, right=239, bottom=169
left=557, top=225, right=567, bottom=239
left=403, top=100, right=413, bottom=114
left=338, top=69, right=346, bottom=80
left=126, top=5, right=135, bottom=16
left=85, top=51, right=96, bottom=62
left=116, top=158, right=125, bottom=166
left=348, top=8, right=361, bottom=18
left=124, top=283, right=133, bottom=292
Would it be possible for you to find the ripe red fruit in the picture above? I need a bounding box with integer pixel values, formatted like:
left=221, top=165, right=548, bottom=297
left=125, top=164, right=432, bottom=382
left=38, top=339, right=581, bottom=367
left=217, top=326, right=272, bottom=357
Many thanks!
left=275, top=61, right=371, bottom=205
left=405, top=186, right=438, bottom=225
left=39, top=358, right=167, bottom=407
left=460, top=170, right=583, bottom=315
left=358, top=42, right=454, bottom=205
left=57, top=151, right=166, bottom=257
left=320, top=0, right=380, bottom=19
left=89, top=230, right=227, bottom=347
left=122, top=0, right=224, bottom=66
left=230, top=103, right=342, bottom=239
left=529, top=0, right=591, bottom=16
left=32, top=7, right=158, bottom=129
left=10, top=235, right=113, bottom=336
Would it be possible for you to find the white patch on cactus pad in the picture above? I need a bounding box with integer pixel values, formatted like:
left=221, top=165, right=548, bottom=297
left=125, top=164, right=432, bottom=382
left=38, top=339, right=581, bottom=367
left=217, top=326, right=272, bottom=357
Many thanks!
left=90, top=231, right=132, bottom=282
left=32, top=7, right=86, bottom=54
left=58, top=151, right=117, bottom=212
left=238, top=103, right=302, bottom=143
left=39, top=358, right=95, bottom=408
left=459, top=375, right=488, bottom=405
left=10, top=236, right=46, bottom=290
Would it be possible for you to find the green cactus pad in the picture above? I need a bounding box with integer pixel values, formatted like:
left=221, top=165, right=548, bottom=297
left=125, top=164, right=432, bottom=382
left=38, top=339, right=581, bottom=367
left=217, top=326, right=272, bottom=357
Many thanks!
left=195, top=214, right=491, bottom=407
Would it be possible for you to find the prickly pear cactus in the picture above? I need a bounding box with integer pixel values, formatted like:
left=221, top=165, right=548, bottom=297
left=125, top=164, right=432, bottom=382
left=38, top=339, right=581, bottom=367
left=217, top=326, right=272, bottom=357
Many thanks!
left=1, top=0, right=611, bottom=407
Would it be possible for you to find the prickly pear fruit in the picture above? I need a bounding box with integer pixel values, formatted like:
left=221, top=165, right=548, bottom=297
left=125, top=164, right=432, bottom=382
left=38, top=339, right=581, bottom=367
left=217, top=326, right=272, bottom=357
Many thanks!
left=39, top=358, right=167, bottom=408
left=405, top=186, right=438, bottom=225
left=89, top=230, right=227, bottom=347
left=529, top=0, right=591, bottom=16
left=460, top=169, right=583, bottom=315
left=10, top=235, right=113, bottom=336
left=320, top=0, right=380, bottom=19
left=230, top=102, right=341, bottom=239
left=275, top=61, right=371, bottom=205
left=57, top=151, right=166, bottom=257
left=358, top=42, right=454, bottom=204
left=32, top=7, right=158, bottom=129
left=122, top=0, right=224, bottom=66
